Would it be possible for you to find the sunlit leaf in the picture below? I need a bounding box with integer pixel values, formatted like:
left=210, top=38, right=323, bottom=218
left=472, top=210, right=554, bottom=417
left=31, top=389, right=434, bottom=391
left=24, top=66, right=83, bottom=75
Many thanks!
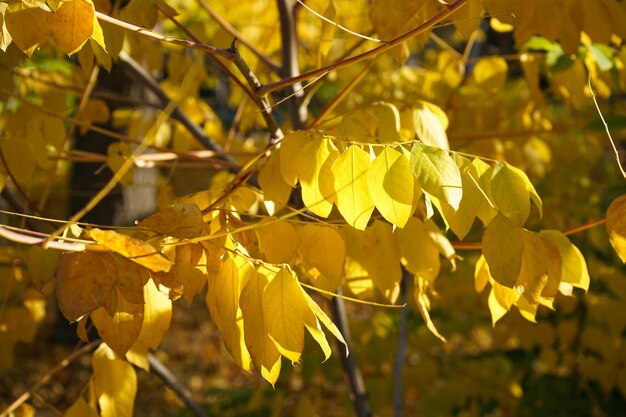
left=50, top=0, right=94, bottom=55
left=331, top=144, right=375, bottom=230
left=410, top=142, right=462, bottom=210
left=298, top=136, right=339, bottom=217
left=482, top=213, right=525, bottom=288
left=138, top=204, right=205, bottom=239
left=539, top=230, right=589, bottom=291
left=606, top=194, right=626, bottom=263
left=92, top=343, right=137, bottom=417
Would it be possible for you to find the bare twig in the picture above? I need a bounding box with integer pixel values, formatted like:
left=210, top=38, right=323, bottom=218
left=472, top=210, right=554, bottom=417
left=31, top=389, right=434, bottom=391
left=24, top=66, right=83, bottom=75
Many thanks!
left=257, top=0, right=471, bottom=96
left=0, top=340, right=101, bottom=417
left=147, top=353, right=209, bottom=417
left=588, top=75, right=626, bottom=179
left=196, top=0, right=281, bottom=73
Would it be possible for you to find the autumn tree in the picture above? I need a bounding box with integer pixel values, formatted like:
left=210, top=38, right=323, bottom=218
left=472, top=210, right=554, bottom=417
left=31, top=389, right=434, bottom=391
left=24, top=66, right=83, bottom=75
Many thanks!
left=1, top=0, right=626, bottom=416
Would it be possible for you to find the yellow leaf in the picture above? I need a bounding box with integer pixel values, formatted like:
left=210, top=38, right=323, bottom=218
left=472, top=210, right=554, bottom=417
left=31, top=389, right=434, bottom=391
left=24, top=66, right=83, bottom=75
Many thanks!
left=90, top=7, right=106, bottom=50
left=240, top=268, right=281, bottom=386
left=26, top=245, right=60, bottom=292
left=540, top=238, right=562, bottom=299
left=413, top=102, right=449, bottom=150
left=474, top=255, right=490, bottom=293
left=92, top=343, right=137, bottom=417
left=263, top=267, right=308, bottom=363
left=259, top=153, right=291, bottom=215
left=362, top=220, right=402, bottom=303
left=488, top=282, right=520, bottom=325
left=89, top=228, right=172, bottom=272
left=256, top=220, right=300, bottom=263
left=415, top=276, right=446, bottom=342
left=367, top=146, right=413, bottom=228
left=410, top=142, right=462, bottom=210
left=472, top=157, right=498, bottom=225
left=64, top=397, right=99, bottom=417
left=5, top=0, right=52, bottom=56
left=369, top=102, right=401, bottom=142
left=331, top=144, right=374, bottom=230
left=279, top=131, right=309, bottom=186
left=299, top=284, right=347, bottom=353
left=517, top=231, right=549, bottom=305
left=482, top=214, right=525, bottom=288
left=56, top=252, right=117, bottom=322
left=91, top=289, right=144, bottom=357
left=606, top=194, right=626, bottom=263
left=298, top=136, right=339, bottom=217
left=472, top=56, right=508, bottom=92
left=539, top=230, right=589, bottom=291
left=318, top=0, right=336, bottom=64
left=297, top=224, right=346, bottom=292
left=516, top=296, right=538, bottom=323
left=208, top=254, right=252, bottom=371
left=304, top=308, right=331, bottom=360
left=127, top=279, right=172, bottom=370
left=138, top=204, right=205, bottom=239
left=0, top=135, right=37, bottom=188
left=51, top=0, right=94, bottom=55
left=490, top=162, right=531, bottom=225
left=397, top=217, right=440, bottom=283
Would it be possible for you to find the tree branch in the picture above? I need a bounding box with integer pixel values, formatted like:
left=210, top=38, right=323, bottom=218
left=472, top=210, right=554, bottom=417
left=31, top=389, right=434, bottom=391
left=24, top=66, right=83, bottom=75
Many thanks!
left=330, top=289, right=372, bottom=417
left=147, top=353, right=209, bottom=417
left=393, top=272, right=410, bottom=417
left=257, top=0, right=470, bottom=96
left=277, top=0, right=308, bottom=129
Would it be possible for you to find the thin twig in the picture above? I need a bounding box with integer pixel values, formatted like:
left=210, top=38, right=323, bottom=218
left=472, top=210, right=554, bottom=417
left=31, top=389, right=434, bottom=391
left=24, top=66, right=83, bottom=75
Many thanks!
left=257, top=0, right=471, bottom=96
left=0, top=340, right=101, bottom=417
left=588, top=75, right=626, bottom=179
left=196, top=0, right=281, bottom=73
left=95, top=12, right=235, bottom=60
left=147, top=353, right=209, bottom=417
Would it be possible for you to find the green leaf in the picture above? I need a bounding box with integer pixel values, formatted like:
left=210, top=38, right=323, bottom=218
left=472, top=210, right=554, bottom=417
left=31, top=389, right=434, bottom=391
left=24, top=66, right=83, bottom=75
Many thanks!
left=410, top=142, right=462, bottom=210
left=490, top=162, right=531, bottom=225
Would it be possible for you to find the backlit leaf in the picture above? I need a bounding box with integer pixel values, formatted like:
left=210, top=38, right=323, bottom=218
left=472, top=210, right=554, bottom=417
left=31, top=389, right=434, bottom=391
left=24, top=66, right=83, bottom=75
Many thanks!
left=259, top=153, right=291, bottom=215
left=488, top=282, right=521, bottom=326
left=606, top=194, right=626, bottom=263
left=362, top=220, right=402, bottom=303
left=473, top=56, right=508, bottom=92
left=490, top=162, right=531, bottom=225
left=517, top=231, right=549, bottom=305
left=92, top=343, right=137, bottom=417
left=256, top=220, right=300, bottom=263
left=415, top=276, right=446, bottom=342
left=279, top=131, right=309, bottom=186
left=263, top=267, right=308, bottom=363
left=539, top=230, right=589, bottom=291
left=240, top=267, right=281, bottom=386
left=410, top=142, right=462, bottom=210
left=89, top=228, right=172, bottom=272
left=297, top=224, right=346, bottom=292
left=50, top=0, right=94, bottom=55
left=298, top=136, right=339, bottom=217
left=56, top=252, right=117, bottom=322
left=482, top=213, right=525, bottom=288
left=413, top=102, right=449, bottom=150
left=300, top=289, right=347, bottom=352
left=5, top=0, right=51, bottom=56
left=367, top=146, right=413, bottom=228
left=397, top=217, right=440, bottom=283
left=331, top=144, right=375, bottom=230
left=64, top=397, right=99, bottom=417
left=369, top=102, right=401, bottom=142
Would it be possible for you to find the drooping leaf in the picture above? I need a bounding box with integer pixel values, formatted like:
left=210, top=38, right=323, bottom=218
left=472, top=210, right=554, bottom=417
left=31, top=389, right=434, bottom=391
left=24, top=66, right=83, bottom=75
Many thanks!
left=298, top=136, right=339, bottom=217
left=539, top=230, right=589, bottom=291
left=92, top=343, right=137, bottom=417
left=410, top=142, right=462, bottom=210
left=56, top=252, right=117, bottom=322
left=367, top=146, right=414, bottom=228
left=50, top=0, right=94, bottom=55
left=126, top=279, right=172, bottom=371
left=300, top=287, right=348, bottom=353
left=331, top=144, right=375, bottom=230
left=207, top=254, right=253, bottom=371
left=91, top=288, right=144, bottom=357
left=482, top=213, right=525, bottom=288
left=369, top=102, right=401, bottom=142
left=263, top=266, right=308, bottom=363
left=488, top=282, right=521, bottom=326
left=297, top=224, right=346, bottom=292
left=362, top=220, right=402, bottom=303
left=517, top=231, right=549, bottom=305
left=279, top=131, right=309, bottom=186
left=240, top=267, right=281, bottom=386
left=397, top=217, right=440, bottom=283
left=490, top=162, right=531, bottom=225
left=256, top=220, right=300, bottom=263
left=112, top=255, right=149, bottom=304
left=413, top=102, right=449, bottom=150
left=5, top=0, right=52, bottom=56
left=606, top=194, right=626, bottom=263
left=415, top=276, right=446, bottom=342
left=259, top=153, right=291, bottom=215
left=89, top=228, right=172, bottom=273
